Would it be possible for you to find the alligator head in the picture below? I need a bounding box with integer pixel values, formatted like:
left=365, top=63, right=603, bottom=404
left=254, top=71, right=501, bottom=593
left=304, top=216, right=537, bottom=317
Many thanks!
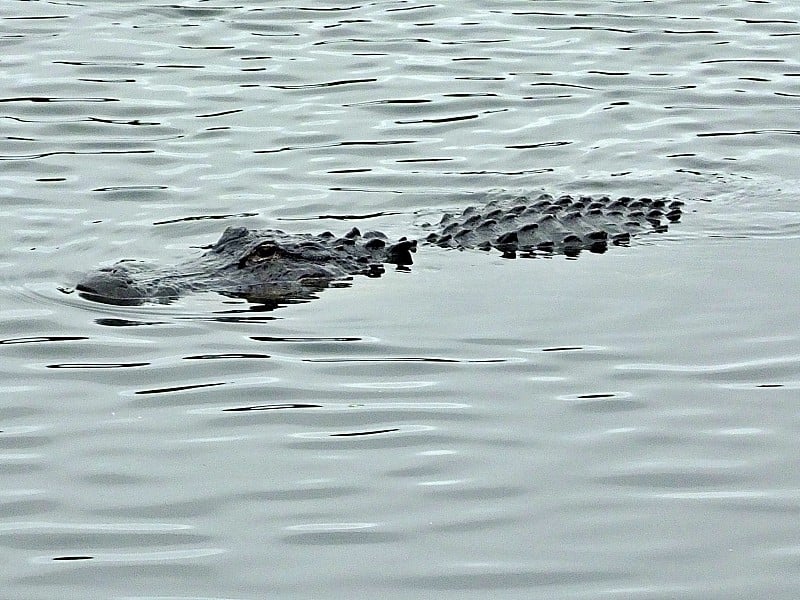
left=76, top=225, right=417, bottom=306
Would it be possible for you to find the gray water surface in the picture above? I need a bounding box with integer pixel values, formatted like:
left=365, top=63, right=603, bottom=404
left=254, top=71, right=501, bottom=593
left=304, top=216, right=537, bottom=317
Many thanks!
left=2, top=1, right=800, bottom=598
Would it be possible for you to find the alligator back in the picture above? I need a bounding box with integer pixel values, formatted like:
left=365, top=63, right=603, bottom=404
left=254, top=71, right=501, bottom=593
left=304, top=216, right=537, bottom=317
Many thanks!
left=424, top=193, right=683, bottom=257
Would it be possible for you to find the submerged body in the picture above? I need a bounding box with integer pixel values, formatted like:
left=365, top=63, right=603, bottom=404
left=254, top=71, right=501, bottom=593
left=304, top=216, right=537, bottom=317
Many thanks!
left=76, top=193, right=684, bottom=307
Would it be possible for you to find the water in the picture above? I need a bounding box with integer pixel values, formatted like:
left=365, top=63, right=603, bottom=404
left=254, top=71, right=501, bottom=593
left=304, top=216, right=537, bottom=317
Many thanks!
left=2, top=1, right=800, bottom=598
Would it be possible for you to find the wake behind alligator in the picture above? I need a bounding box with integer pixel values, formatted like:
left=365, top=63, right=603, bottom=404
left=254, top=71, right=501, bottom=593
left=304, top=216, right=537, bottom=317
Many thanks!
left=76, top=193, right=684, bottom=308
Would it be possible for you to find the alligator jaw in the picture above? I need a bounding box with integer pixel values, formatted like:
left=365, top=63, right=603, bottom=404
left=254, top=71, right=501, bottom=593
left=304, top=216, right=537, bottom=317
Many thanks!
left=76, top=266, right=146, bottom=306
left=76, top=263, right=180, bottom=306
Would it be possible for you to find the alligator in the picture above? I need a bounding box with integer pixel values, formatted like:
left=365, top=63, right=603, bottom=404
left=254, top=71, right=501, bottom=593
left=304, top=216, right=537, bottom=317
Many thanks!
left=76, top=193, right=684, bottom=308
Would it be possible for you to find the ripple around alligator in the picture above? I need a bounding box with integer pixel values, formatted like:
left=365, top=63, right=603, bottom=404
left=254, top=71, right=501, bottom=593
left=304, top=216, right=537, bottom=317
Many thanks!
left=71, top=192, right=690, bottom=308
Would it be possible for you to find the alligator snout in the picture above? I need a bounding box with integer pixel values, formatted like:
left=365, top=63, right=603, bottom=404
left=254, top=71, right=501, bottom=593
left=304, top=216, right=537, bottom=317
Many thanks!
left=76, top=266, right=146, bottom=306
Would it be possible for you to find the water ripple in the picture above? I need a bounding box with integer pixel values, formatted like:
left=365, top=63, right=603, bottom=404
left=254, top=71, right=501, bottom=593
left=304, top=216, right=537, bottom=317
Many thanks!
left=3, top=1, right=800, bottom=597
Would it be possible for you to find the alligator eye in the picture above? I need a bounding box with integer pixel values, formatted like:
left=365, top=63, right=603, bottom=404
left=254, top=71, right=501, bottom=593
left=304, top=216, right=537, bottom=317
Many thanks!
left=254, top=243, right=278, bottom=258
left=238, top=242, right=279, bottom=268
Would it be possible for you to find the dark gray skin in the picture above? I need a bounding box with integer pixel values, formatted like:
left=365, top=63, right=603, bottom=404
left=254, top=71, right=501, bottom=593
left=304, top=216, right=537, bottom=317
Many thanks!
left=76, top=225, right=417, bottom=307
left=76, top=193, right=683, bottom=307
